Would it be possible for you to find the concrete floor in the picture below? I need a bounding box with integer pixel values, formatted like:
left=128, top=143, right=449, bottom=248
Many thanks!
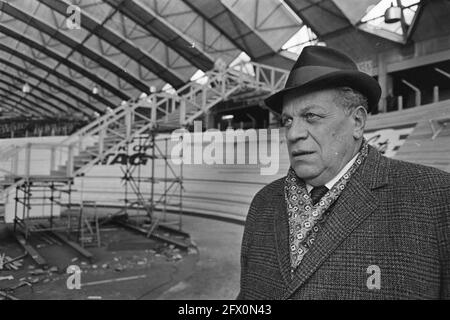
left=156, top=215, right=244, bottom=300
left=0, top=213, right=244, bottom=300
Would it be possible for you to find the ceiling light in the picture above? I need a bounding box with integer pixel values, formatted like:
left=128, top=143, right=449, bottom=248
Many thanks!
left=92, top=86, right=99, bottom=95
left=384, top=1, right=402, bottom=24
left=22, top=83, right=31, bottom=94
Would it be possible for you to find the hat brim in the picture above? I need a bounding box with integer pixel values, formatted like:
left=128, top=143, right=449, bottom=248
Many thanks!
left=264, top=70, right=381, bottom=114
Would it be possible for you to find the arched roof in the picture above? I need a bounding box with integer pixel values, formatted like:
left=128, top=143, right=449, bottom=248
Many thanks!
left=0, top=0, right=430, bottom=119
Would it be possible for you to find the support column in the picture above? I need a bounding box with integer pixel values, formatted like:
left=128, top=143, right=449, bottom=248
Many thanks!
left=204, top=110, right=214, bottom=130
left=268, top=111, right=278, bottom=129
left=377, top=53, right=388, bottom=114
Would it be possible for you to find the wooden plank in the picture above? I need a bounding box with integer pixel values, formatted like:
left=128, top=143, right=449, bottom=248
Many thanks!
left=49, top=231, right=93, bottom=262
left=13, top=233, right=47, bottom=268
left=157, top=224, right=190, bottom=238
left=151, top=233, right=189, bottom=250
left=113, top=219, right=189, bottom=250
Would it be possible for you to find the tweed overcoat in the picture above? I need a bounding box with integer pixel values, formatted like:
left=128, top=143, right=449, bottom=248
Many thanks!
left=238, top=146, right=450, bottom=299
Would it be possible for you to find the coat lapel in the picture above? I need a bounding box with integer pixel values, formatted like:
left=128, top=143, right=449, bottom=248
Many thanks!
left=274, top=146, right=390, bottom=299
left=273, top=187, right=292, bottom=288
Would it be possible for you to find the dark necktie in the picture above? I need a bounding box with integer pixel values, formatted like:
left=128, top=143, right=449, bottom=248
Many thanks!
left=310, top=186, right=329, bottom=205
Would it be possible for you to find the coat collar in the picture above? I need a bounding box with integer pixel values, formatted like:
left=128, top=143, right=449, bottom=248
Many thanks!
left=273, top=146, right=390, bottom=299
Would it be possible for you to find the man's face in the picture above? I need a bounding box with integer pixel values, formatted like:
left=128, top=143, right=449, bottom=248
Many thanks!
left=282, top=88, right=359, bottom=186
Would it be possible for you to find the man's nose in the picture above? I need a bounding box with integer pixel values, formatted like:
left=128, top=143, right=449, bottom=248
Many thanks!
left=286, top=120, right=308, bottom=142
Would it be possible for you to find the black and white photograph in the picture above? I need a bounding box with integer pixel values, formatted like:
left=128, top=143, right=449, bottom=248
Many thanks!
left=0, top=0, right=449, bottom=303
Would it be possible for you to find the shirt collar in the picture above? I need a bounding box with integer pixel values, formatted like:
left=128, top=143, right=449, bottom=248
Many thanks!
left=306, top=153, right=359, bottom=193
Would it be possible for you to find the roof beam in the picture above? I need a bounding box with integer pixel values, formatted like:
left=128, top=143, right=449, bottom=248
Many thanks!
left=39, top=0, right=186, bottom=88
left=182, top=0, right=298, bottom=69
left=0, top=55, right=100, bottom=117
left=0, top=93, right=40, bottom=118
left=0, top=89, right=50, bottom=118
left=0, top=100, right=25, bottom=117
left=0, top=38, right=116, bottom=113
left=0, top=77, right=68, bottom=115
left=0, top=1, right=150, bottom=94
left=0, top=68, right=88, bottom=117
left=106, top=0, right=214, bottom=71
left=0, top=84, right=56, bottom=116
left=284, top=0, right=352, bottom=37
left=0, top=42, right=110, bottom=112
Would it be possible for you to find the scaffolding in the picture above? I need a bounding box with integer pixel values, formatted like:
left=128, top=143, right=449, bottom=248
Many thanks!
left=12, top=176, right=73, bottom=239
left=112, top=125, right=184, bottom=237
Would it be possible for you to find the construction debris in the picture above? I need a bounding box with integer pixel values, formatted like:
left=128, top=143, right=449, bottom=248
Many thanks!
left=0, top=291, right=19, bottom=300
left=82, top=274, right=147, bottom=287
left=28, top=269, right=46, bottom=276
left=0, top=253, right=25, bottom=271
left=27, top=277, right=40, bottom=284
left=14, top=234, right=48, bottom=268
left=114, top=264, right=126, bottom=272
left=48, top=266, right=58, bottom=273
left=28, top=266, right=59, bottom=276
left=0, top=281, right=32, bottom=300
left=0, top=213, right=195, bottom=300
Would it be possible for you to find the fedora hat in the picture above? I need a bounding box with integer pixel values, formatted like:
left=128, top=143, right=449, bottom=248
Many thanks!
left=264, top=46, right=381, bottom=113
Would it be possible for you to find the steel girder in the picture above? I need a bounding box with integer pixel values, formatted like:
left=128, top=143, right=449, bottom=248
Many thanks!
left=0, top=86, right=51, bottom=118
left=0, top=0, right=307, bottom=120
left=0, top=99, right=25, bottom=117
left=182, top=0, right=299, bottom=69
left=0, top=27, right=129, bottom=103
left=0, top=93, right=41, bottom=117
left=0, top=76, right=68, bottom=115
left=39, top=0, right=188, bottom=88
left=0, top=94, right=37, bottom=118
left=0, top=67, right=89, bottom=117
left=0, top=58, right=94, bottom=117
left=136, top=0, right=242, bottom=66
left=283, top=0, right=404, bottom=46
left=105, top=0, right=215, bottom=71
left=0, top=1, right=148, bottom=96
left=0, top=41, right=112, bottom=114
left=283, top=0, right=404, bottom=61
left=283, top=0, right=350, bottom=38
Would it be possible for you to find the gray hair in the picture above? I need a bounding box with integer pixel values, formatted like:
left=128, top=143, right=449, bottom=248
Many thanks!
left=334, top=87, right=368, bottom=114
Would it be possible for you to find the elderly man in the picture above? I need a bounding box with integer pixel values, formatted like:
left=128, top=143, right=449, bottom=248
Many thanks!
left=238, top=46, right=450, bottom=299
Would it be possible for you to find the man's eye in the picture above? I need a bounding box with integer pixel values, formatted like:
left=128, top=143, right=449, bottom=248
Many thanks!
left=305, top=113, right=320, bottom=120
left=282, top=118, right=292, bottom=127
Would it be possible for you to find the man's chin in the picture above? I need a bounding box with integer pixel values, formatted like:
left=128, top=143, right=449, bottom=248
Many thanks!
left=291, top=164, right=320, bottom=181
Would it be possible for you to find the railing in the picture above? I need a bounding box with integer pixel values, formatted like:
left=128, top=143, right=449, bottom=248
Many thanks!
left=0, top=142, right=72, bottom=177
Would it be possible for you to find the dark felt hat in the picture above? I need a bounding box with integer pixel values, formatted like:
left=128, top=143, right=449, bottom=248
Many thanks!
left=264, top=46, right=381, bottom=113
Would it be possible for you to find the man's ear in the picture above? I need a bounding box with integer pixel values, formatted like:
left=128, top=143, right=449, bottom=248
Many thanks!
left=352, top=106, right=367, bottom=139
